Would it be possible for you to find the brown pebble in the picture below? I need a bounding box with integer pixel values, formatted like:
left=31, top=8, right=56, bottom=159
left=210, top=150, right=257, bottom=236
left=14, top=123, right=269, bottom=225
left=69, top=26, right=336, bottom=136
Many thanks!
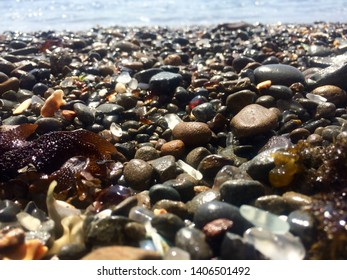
left=81, top=246, right=161, bottom=260
left=0, top=77, right=20, bottom=95
left=230, top=104, right=278, bottom=138
left=160, top=139, right=185, bottom=159
left=312, top=85, right=347, bottom=106
left=164, top=54, right=182, bottom=66
left=123, top=159, right=153, bottom=191
left=172, top=121, right=212, bottom=146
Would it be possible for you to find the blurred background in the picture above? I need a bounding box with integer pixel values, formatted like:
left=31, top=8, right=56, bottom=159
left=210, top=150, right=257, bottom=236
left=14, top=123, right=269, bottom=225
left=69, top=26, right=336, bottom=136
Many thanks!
left=1, top=0, right=347, bottom=32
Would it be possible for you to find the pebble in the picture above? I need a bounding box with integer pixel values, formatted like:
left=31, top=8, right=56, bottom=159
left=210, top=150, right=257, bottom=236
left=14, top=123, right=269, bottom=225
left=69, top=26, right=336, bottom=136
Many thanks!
left=149, top=71, right=183, bottom=95
left=287, top=210, right=316, bottom=247
left=151, top=213, right=185, bottom=242
left=185, top=147, right=211, bottom=169
left=191, top=102, right=216, bottom=122
left=175, top=227, right=213, bottom=260
left=152, top=199, right=190, bottom=220
left=149, top=184, right=181, bottom=205
left=123, top=159, right=154, bottom=191
left=220, top=179, right=265, bottom=206
left=186, top=189, right=220, bottom=215
left=172, top=121, right=212, bottom=146
left=0, top=200, right=21, bottom=222
left=312, top=85, right=347, bottom=106
left=220, top=232, right=262, bottom=260
left=193, top=201, right=252, bottom=235
left=73, top=103, right=95, bottom=125
left=82, top=246, right=161, bottom=260
left=225, top=89, right=257, bottom=114
left=230, top=104, right=278, bottom=138
left=134, top=146, right=160, bottom=161
left=254, top=64, right=306, bottom=86
left=197, top=154, right=234, bottom=180
left=0, top=77, right=20, bottom=95
left=148, top=155, right=177, bottom=183
left=160, top=139, right=185, bottom=159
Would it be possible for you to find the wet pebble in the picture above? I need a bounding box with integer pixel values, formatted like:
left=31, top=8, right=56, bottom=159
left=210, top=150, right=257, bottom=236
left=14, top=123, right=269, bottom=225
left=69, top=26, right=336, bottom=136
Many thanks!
left=172, top=121, right=212, bottom=146
left=175, top=227, right=213, bottom=260
left=312, top=85, right=347, bottom=106
left=194, top=201, right=252, bottom=235
left=73, top=103, right=95, bottom=125
left=254, top=64, right=306, bottom=86
left=149, top=155, right=177, bottom=183
left=231, top=104, right=278, bottom=138
left=149, top=184, right=181, bottom=205
left=151, top=213, right=185, bottom=242
left=220, top=179, right=265, bottom=206
left=123, top=159, right=154, bottom=191
left=225, top=89, right=257, bottom=114
left=149, top=71, right=182, bottom=95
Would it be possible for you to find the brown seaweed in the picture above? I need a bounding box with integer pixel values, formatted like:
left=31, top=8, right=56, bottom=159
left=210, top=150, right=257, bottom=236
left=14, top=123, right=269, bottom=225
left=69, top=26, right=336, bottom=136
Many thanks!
left=0, top=126, right=118, bottom=181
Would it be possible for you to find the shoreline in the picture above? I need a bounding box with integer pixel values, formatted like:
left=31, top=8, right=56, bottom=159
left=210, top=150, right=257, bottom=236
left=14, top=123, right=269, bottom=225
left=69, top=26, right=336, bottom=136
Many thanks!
left=0, top=21, right=346, bottom=260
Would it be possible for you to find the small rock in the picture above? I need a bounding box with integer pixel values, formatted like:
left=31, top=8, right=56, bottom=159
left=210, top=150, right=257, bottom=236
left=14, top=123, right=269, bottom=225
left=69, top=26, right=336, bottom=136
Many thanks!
left=151, top=213, right=185, bottom=242
left=254, top=64, right=306, bottom=86
left=172, top=121, right=212, bottom=146
left=220, top=179, right=265, bottom=206
left=230, top=104, right=278, bottom=138
left=194, top=201, right=252, bottom=235
left=225, top=89, right=257, bottom=114
left=149, top=184, right=181, bottom=205
left=134, top=146, right=160, bottom=161
left=152, top=199, right=190, bottom=220
left=175, top=227, right=213, bottom=260
left=198, top=154, right=234, bottom=180
left=82, top=246, right=161, bottom=260
left=160, top=139, right=185, bottom=159
left=0, top=77, right=20, bottom=95
left=149, top=71, right=182, bottom=95
left=73, top=103, right=95, bottom=125
left=312, top=85, right=347, bottom=106
left=185, top=147, right=212, bottom=169
left=123, top=159, right=154, bottom=191
left=148, top=155, right=177, bottom=183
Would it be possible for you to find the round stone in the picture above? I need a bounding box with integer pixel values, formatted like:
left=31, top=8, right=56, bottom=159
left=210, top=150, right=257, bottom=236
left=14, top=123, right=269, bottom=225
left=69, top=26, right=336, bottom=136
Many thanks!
left=185, top=147, right=212, bottom=169
left=149, top=71, right=182, bottom=95
left=73, top=103, right=95, bottom=125
left=230, top=104, right=278, bottom=138
left=123, top=159, right=154, bottom=191
left=149, top=184, right=181, bottom=205
left=172, top=121, right=212, bottom=146
left=160, top=139, right=185, bottom=159
left=312, top=85, right=347, bottom=106
left=254, top=64, right=305, bottom=86
left=134, top=146, right=160, bottom=161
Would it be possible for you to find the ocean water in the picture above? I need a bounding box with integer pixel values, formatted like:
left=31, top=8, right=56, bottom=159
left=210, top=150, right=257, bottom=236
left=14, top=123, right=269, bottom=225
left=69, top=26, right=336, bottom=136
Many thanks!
left=0, top=0, right=347, bottom=32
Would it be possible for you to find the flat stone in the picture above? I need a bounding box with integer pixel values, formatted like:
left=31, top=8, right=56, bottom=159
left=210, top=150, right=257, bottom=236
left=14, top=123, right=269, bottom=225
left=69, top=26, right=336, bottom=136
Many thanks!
left=149, top=71, right=182, bottom=95
left=230, top=104, right=278, bottom=138
left=172, top=121, right=212, bottom=146
left=307, top=53, right=347, bottom=90
left=220, top=179, right=265, bottom=206
left=254, top=64, right=305, bottom=86
left=82, top=246, right=161, bottom=260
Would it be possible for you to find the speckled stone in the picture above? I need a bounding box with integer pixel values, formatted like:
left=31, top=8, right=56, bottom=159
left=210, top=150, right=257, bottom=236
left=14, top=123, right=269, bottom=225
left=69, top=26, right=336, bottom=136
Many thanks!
left=123, top=159, right=154, bottom=191
left=230, top=104, right=278, bottom=138
left=148, top=155, right=177, bottom=183
left=172, top=122, right=212, bottom=146
left=134, top=146, right=160, bottom=161
left=160, top=139, right=185, bottom=159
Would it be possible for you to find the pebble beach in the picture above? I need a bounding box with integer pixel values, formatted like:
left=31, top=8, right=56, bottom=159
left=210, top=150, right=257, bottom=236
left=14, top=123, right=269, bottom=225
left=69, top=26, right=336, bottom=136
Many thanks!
left=0, top=21, right=347, bottom=260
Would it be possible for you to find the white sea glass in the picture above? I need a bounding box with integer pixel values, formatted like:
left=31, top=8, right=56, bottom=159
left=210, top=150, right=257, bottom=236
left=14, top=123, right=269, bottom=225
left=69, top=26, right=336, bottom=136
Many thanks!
left=240, top=204, right=290, bottom=234
left=244, top=227, right=306, bottom=260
